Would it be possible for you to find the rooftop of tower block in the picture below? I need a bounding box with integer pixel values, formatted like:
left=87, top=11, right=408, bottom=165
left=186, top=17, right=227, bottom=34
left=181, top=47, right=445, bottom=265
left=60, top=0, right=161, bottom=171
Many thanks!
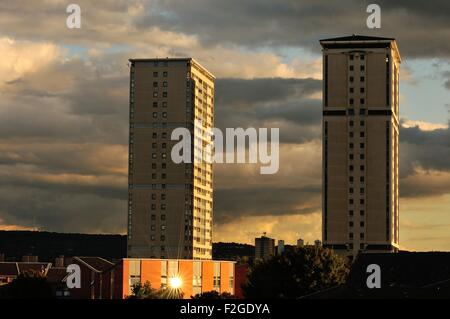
left=320, top=34, right=401, bottom=62
left=128, top=57, right=215, bottom=79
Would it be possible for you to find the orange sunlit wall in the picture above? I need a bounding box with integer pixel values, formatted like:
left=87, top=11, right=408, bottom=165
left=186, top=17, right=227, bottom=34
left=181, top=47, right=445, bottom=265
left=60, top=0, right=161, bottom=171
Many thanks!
left=119, top=259, right=235, bottom=299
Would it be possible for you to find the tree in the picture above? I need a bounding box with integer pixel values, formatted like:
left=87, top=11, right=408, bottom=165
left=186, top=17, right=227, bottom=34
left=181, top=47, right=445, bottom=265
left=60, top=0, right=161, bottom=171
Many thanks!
left=127, top=281, right=184, bottom=299
left=127, top=281, right=163, bottom=299
left=191, top=290, right=235, bottom=299
left=242, top=246, right=349, bottom=298
left=0, top=270, right=53, bottom=299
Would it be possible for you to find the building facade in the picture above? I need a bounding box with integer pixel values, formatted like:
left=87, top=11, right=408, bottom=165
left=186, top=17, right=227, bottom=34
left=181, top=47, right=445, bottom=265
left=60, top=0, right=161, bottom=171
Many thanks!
left=113, top=258, right=235, bottom=299
left=320, top=35, right=401, bottom=256
left=128, top=58, right=214, bottom=260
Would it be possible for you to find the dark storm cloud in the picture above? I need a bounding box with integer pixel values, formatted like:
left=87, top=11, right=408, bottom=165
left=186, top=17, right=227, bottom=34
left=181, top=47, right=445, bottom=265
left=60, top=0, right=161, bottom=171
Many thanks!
left=141, top=0, right=450, bottom=58
left=214, top=186, right=321, bottom=223
left=215, top=78, right=322, bottom=143
left=400, top=123, right=450, bottom=175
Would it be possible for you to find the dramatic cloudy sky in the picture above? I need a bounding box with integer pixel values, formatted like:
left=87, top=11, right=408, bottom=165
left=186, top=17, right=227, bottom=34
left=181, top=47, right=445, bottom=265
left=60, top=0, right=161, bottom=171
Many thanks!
left=0, top=0, right=449, bottom=251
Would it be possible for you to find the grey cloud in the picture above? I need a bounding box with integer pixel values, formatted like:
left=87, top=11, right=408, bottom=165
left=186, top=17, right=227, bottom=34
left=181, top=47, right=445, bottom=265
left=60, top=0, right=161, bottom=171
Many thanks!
left=140, top=0, right=450, bottom=58
left=214, top=186, right=321, bottom=224
left=215, top=78, right=322, bottom=143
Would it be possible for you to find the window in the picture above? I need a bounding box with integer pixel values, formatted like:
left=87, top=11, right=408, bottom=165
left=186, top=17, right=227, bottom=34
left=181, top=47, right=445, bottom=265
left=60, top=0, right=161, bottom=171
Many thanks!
left=349, top=132, right=354, bottom=138
left=349, top=76, right=354, bottom=82
left=360, top=120, right=365, bottom=126
left=360, top=143, right=365, bottom=149
left=151, top=214, right=156, bottom=220
left=349, top=154, right=354, bottom=160
left=360, top=221, right=365, bottom=227
left=161, top=225, right=166, bottom=231
left=162, top=173, right=166, bottom=179
left=161, top=214, right=166, bottom=221
left=349, top=87, right=354, bottom=93
left=151, top=235, right=155, bottom=241
left=161, top=204, right=166, bottom=210
left=360, top=165, right=365, bottom=171
left=152, top=163, right=157, bottom=169
left=153, top=102, right=158, bottom=108
left=348, top=109, right=355, bottom=115
left=162, top=132, right=167, bottom=139
left=360, top=188, right=365, bottom=194
left=213, top=262, right=221, bottom=291
left=360, top=87, right=365, bottom=93
left=162, top=143, right=167, bottom=149
left=349, top=210, right=354, bottom=216
left=162, top=163, right=167, bottom=169
left=360, top=76, right=365, bottom=82
left=360, top=132, right=365, bottom=138
left=360, top=199, right=365, bottom=205
left=152, top=143, right=157, bottom=149
left=360, top=210, right=365, bottom=216
left=360, top=98, right=365, bottom=105
left=349, top=199, right=354, bottom=205
left=349, top=188, right=354, bottom=194
left=360, top=65, right=365, bottom=71
left=153, top=92, right=158, bottom=98
left=349, top=120, right=354, bottom=127
left=349, top=98, right=354, bottom=105
left=153, top=82, right=158, bottom=88
left=349, top=143, right=354, bottom=149
left=360, top=176, right=365, bottom=182
left=349, top=221, right=354, bottom=227
left=152, top=153, right=157, bottom=159
left=349, top=165, right=354, bottom=171
left=360, top=233, right=365, bottom=239
left=163, top=92, right=168, bottom=98
left=349, top=176, right=354, bottom=183
left=350, top=54, right=354, bottom=60
left=152, top=112, right=157, bottom=118
left=163, top=81, right=168, bottom=87
left=161, top=194, right=166, bottom=200
left=349, top=233, right=354, bottom=239
left=151, top=194, right=156, bottom=200
left=163, top=71, right=168, bottom=77
left=162, top=112, right=167, bottom=118
left=349, top=65, right=354, bottom=71
left=151, top=203, right=156, bottom=210
left=152, top=132, right=157, bottom=138
left=162, top=102, right=167, bottom=107
left=360, top=54, right=365, bottom=60
left=153, top=72, right=158, bottom=77
left=151, top=225, right=156, bottom=231
left=162, top=153, right=167, bottom=159
left=161, top=235, right=165, bottom=241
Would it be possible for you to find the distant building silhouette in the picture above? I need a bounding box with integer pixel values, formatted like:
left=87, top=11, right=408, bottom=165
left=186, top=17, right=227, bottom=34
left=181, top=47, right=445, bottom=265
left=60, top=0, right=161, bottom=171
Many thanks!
left=255, top=235, right=275, bottom=260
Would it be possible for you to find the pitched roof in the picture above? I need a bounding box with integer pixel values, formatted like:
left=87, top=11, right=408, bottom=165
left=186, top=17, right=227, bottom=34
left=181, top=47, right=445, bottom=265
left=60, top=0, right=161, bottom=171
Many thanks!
left=46, top=267, right=69, bottom=283
left=0, top=262, right=19, bottom=276
left=74, top=257, right=114, bottom=272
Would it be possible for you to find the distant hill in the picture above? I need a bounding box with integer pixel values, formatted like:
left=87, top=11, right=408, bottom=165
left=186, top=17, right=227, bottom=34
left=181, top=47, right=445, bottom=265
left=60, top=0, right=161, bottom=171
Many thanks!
left=0, top=231, right=254, bottom=262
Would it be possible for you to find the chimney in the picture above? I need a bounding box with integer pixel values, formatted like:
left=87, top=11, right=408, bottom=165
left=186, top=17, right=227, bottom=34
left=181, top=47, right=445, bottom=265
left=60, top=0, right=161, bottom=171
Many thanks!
left=54, top=255, right=65, bottom=267
left=22, top=255, right=38, bottom=263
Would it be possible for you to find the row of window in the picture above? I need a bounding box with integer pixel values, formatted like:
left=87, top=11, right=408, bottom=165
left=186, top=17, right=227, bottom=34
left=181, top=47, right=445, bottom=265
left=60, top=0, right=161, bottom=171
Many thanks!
left=349, top=221, right=365, bottom=227
left=349, top=65, right=365, bottom=71
left=349, top=232, right=365, bottom=239
left=349, top=87, right=365, bottom=93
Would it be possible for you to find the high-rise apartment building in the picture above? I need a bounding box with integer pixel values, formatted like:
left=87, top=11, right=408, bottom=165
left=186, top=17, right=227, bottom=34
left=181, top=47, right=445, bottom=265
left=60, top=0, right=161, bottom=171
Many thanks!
left=320, top=35, right=401, bottom=257
left=128, top=58, right=214, bottom=260
left=255, top=235, right=275, bottom=260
